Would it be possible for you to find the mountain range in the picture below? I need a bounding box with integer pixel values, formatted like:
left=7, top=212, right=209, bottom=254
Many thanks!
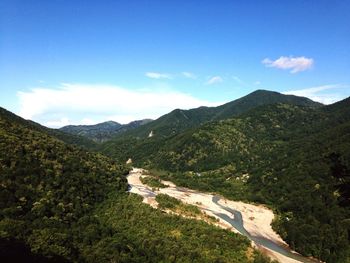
left=1, top=89, right=349, bottom=262
left=0, top=104, right=269, bottom=263
left=109, top=89, right=322, bottom=139
left=60, top=119, right=152, bottom=142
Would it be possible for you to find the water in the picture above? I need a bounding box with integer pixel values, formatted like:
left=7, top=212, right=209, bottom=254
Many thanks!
left=212, top=196, right=318, bottom=263
left=128, top=170, right=319, bottom=263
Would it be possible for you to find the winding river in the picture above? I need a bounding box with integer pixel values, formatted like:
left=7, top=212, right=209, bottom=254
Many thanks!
left=212, top=196, right=317, bottom=263
left=127, top=168, right=320, bottom=263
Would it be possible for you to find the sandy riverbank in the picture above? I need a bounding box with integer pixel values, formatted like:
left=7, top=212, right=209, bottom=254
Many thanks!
left=127, top=168, right=317, bottom=263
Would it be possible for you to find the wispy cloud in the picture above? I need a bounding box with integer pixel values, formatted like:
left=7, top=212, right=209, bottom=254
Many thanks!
left=262, top=56, right=314, bottom=73
left=207, top=76, right=223, bottom=85
left=17, top=83, right=222, bottom=128
left=232, top=76, right=244, bottom=84
left=145, top=72, right=171, bottom=79
left=182, top=72, right=197, bottom=79
left=283, top=84, right=348, bottom=104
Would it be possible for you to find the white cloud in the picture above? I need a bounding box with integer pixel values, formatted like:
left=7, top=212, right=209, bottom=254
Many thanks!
left=207, top=76, right=223, bottom=85
left=17, top=83, right=222, bottom=128
left=283, top=84, right=346, bottom=104
left=262, top=56, right=314, bottom=73
left=145, top=72, right=171, bottom=79
left=254, top=81, right=261, bottom=85
left=46, top=118, right=70, bottom=127
left=182, top=72, right=196, bottom=79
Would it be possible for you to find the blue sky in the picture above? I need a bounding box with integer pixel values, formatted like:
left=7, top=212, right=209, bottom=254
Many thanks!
left=1, top=0, right=349, bottom=127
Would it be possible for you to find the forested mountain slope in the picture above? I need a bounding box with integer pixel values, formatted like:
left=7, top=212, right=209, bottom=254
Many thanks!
left=0, top=107, right=128, bottom=261
left=139, top=99, right=350, bottom=262
left=0, top=108, right=98, bottom=150
left=0, top=107, right=271, bottom=263
left=110, top=90, right=322, bottom=139
left=98, top=90, right=322, bottom=163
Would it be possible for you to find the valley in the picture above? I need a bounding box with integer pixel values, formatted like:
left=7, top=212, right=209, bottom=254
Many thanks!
left=2, top=2, right=349, bottom=262
left=127, top=168, right=320, bottom=263
left=1, top=90, right=349, bottom=262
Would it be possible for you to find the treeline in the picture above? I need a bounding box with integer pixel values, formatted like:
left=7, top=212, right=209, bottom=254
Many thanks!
left=91, top=193, right=272, bottom=263
left=0, top=107, right=129, bottom=261
left=0, top=107, right=274, bottom=262
left=114, top=101, right=350, bottom=262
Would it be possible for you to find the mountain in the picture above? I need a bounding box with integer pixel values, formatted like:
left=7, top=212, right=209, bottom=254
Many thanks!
left=97, top=94, right=350, bottom=262
left=211, top=89, right=322, bottom=120
left=60, top=119, right=152, bottom=142
left=114, top=90, right=322, bottom=139
left=0, top=107, right=270, bottom=262
left=129, top=98, right=350, bottom=262
left=98, top=90, right=323, bottom=163
left=0, top=107, right=98, bottom=150
left=0, top=106, right=128, bottom=261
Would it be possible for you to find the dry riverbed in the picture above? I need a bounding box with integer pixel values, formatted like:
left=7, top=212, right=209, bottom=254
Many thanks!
left=127, top=168, right=320, bottom=263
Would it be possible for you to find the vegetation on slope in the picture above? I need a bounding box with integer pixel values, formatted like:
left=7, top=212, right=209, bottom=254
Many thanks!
left=98, top=98, right=350, bottom=262
left=99, top=90, right=322, bottom=147
left=98, top=90, right=323, bottom=167
left=150, top=100, right=350, bottom=263
left=0, top=107, right=272, bottom=262
left=0, top=107, right=98, bottom=151
left=0, top=107, right=129, bottom=261
left=91, top=193, right=273, bottom=263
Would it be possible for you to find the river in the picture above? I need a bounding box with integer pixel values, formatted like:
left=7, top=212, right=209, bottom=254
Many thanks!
left=127, top=168, right=321, bottom=263
left=212, top=196, right=317, bottom=263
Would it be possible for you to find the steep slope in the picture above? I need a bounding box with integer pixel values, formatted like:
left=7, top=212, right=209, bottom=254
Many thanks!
left=0, top=107, right=271, bottom=263
left=114, top=90, right=322, bottom=139
left=0, top=107, right=98, bottom=150
left=144, top=98, right=350, bottom=262
left=150, top=103, right=324, bottom=172
left=99, top=90, right=322, bottom=163
left=0, top=107, right=129, bottom=261
left=212, top=89, right=322, bottom=120
left=60, top=119, right=152, bottom=142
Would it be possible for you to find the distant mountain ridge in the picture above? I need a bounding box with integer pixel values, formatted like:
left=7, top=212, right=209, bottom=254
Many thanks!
left=98, top=89, right=324, bottom=166
left=118, top=89, right=322, bottom=139
left=60, top=119, right=152, bottom=142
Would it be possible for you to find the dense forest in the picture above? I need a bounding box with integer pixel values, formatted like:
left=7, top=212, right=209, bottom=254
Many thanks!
left=160, top=101, right=350, bottom=263
left=0, top=107, right=272, bottom=262
left=98, top=90, right=322, bottom=164
left=2, top=90, right=349, bottom=262
left=95, top=93, right=350, bottom=262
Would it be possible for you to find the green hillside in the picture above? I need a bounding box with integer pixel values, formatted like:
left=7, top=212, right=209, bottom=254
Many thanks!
left=99, top=90, right=322, bottom=164
left=0, top=107, right=128, bottom=261
left=0, top=107, right=271, bottom=263
left=0, top=108, right=98, bottom=150
left=138, top=99, right=350, bottom=262
left=108, top=90, right=322, bottom=140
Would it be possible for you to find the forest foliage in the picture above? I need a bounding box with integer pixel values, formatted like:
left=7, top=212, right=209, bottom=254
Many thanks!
left=0, top=107, right=272, bottom=262
left=98, top=98, right=350, bottom=262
